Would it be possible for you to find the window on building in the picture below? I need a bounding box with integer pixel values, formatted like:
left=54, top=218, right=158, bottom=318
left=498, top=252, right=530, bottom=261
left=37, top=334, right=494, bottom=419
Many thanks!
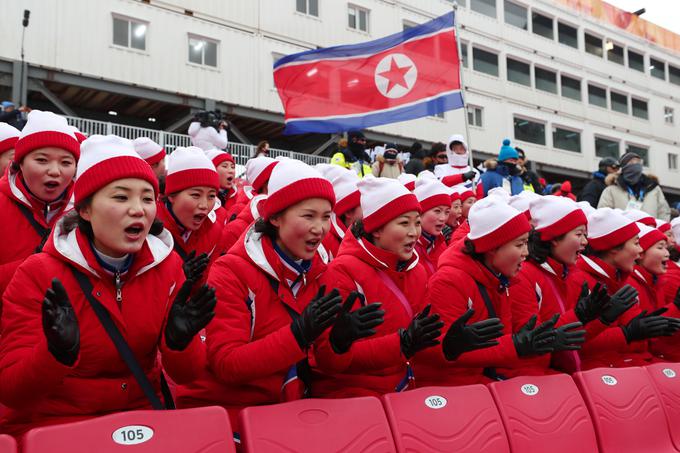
left=627, top=49, right=644, bottom=72
left=669, top=65, right=680, bottom=86
left=470, top=0, right=497, bottom=18
left=473, top=47, right=499, bottom=77
left=610, top=91, right=628, bottom=114
left=553, top=127, right=581, bottom=153
left=626, top=144, right=649, bottom=166
left=443, top=0, right=467, bottom=6
left=588, top=84, right=607, bottom=108
left=558, top=22, right=578, bottom=48
left=507, top=57, right=531, bottom=86
left=595, top=137, right=619, bottom=159
left=650, top=57, right=666, bottom=80
left=585, top=32, right=602, bottom=57
left=606, top=41, right=624, bottom=65
left=561, top=75, right=581, bottom=101
left=504, top=1, right=527, bottom=30
left=668, top=153, right=678, bottom=170
left=632, top=98, right=648, bottom=119
left=348, top=5, right=369, bottom=32
left=188, top=36, right=218, bottom=67
left=460, top=41, right=468, bottom=68
left=514, top=117, right=546, bottom=145
left=112, top=16, right=147, bottom=50
left=403, top=20, right=418, bottom=30
left=532, top=12, right=553, bottom=39
left=535, top=67, right=557, bottom=93
left=468, top=106, right=483, bottom=127
left=665, top=106, right=674, bottom=125
left=296, top=0, right=318, bottom=16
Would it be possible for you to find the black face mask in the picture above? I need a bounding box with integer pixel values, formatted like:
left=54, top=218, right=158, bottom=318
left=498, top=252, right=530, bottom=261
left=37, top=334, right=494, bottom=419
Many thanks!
left=348, top=140, right=366, bottom=160
left=622, top=163, right=643, bottom=186
left=503, top=161, right=521, bottom=176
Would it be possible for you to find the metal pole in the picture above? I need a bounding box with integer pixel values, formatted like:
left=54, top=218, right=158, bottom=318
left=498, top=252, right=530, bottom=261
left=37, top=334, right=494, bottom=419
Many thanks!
left=19, top=26, right=26, bottom=106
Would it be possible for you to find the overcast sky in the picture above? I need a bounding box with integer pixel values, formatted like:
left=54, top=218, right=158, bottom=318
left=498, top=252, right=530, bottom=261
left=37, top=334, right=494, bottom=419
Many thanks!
left=606, top=0, right=680, bottom=34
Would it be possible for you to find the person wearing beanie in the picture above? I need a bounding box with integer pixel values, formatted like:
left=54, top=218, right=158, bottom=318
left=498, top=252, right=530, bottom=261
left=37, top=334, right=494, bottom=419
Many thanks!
left=598, top=152, right=670, bottom=221
left=433, top=134, right=479, bottom=190
left=155, top=146, right=225, bottom=275
left=204, top=149, right=238, bottom=216
left=573, top=208, right=680, bottom=369
left=331, top=131, right=372, bottom=178
left=577, top=156, right=619, bottom=208
left=479, top=138, right=524, bottom=196
left=403, top=141, right=425, bottom=176
left=314, top=176, right=486, bottom=397
left=507, top=190, right=541, bottom=219
left=658, top=216, right=680, bottom=353
left=0, top=110, right=80, bottom=296
left=621, top=208, right=656, bottom=227
left=447, top=184, right=478, bottom=247
left=0, top=122, right=20, bottom=175
left=316, top=164, right=362, bottom=260
left=413, top=178, right=452, bottom=275
left=132, top=137, right=166, bottom=192
left=0, top=135, right=215, bottom=436
left=397, top=172, right=417, bottom=191
left=446, top=185, right=463, bottom=231
left=176, top=159, right=348, bottom=431
left=371, top=144, right=404, bottom=179
left=419, top=196, right=583, bottom=386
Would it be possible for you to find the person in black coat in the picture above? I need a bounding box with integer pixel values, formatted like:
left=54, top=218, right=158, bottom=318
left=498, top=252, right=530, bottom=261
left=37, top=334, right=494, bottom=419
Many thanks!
left=515, top=147, right=543, bottom=193
left=403, top=141, right=425, bottom=176
left=577, top=157, right=619, bottom=208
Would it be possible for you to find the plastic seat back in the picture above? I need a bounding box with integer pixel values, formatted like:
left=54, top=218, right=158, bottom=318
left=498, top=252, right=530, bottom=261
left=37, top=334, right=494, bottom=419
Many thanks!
left=0, top=435, right=16, bottom=453
left=645, top=362, right=680, bottom=451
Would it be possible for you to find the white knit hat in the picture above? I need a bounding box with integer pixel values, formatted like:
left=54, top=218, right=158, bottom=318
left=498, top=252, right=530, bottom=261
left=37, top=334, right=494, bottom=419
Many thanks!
left=132, top=137, right=165, bottom=165
left=487, top=187, right=511, bottom=202
left=15, top=110, right=80, bottom=162
left=586, top=208, right=640, bottom=251
left=246, top=156, right=278, bottom=192
left=316, top=164, right=360, bottom=216
left=576, top=201, right=596, bottom=217
left=508, top=191, right=541, bottom=217
left=414, top=178, right=452, bottom=213
left=359, top=177, right=420, bottom=233
left=397, top=172, right=417, bottom=191
left=75, top=135, right=158, bottom=204
left=529, top=195, right=587, bottom=241
left=0, top=123, right=20, bottom=154
left=451, top=184, right=475, bottom=202
left=467, top=196, right=530, bottom=252
left=261, top=159, right=335, bottom=220
left=68, top=125, right=87, bottom=143
left=165, top=146, right=219, bottom=195
left=622, top=209, right=656, bottom=227
left=671, top=217, right=680, bottom=244
left=636, top=222, right=667, bottom=251
left=204, top=148, right=234, bottom=168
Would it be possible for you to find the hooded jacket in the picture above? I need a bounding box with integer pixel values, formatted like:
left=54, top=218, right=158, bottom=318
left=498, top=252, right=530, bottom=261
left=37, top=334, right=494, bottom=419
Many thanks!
left=220, top=194, right=267, bottom=254
left=321, top=213, right=347, bottom=261
left=414, top=232, right=447, bottom=277
left=479, top=160, right=525, bottom=196
left=598, top=174, right=670, bottom=221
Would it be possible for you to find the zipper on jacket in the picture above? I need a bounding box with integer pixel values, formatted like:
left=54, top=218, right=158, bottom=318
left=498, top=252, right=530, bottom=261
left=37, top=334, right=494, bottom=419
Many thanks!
left=114, top=271, right=122, bottom=304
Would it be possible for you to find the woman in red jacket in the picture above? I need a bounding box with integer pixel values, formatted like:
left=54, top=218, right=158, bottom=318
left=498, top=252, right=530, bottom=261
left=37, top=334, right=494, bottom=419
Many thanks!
left=205, top=149, right=238, bottom=218
left=574, top=208, right=680, bottom=369
left=0, top=135, right=214, bottom=437
left=0, top=111, right=80, bottom=297
left=447, top=185, right=476, bottom=246
left=414, top=178, right=452, bottom=275
left=176, top=159, right=351, bottom=431
left=132, top=137, right=166, bottom=193
left=313, top=176, right=446, bottom=397
left=419, top=195, right=584, bottom=386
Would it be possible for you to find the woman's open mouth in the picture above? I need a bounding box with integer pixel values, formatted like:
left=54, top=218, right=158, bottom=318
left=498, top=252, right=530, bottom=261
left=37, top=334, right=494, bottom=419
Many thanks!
left=124, top=223, right=145, bottom=240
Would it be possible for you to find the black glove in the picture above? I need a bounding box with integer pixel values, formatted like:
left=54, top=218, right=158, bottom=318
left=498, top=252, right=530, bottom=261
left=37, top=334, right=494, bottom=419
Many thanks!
left=42, top=278, right=80, bottom=366
left=600, top=285, right=638, bottom=325
left=400, top=305, right=445, bottom=358
left=291, top=285, right=342, bottom=350
left=462, top=170, right=476, bottom=182
left=442, top=309, right=504, bottom=361
left=182, top=250, right=210, bottom=283
left=442, top=225, right=453, bottom=243
left=512, top=314, right=557, bottom=357
left=329, top=292, right=384, bottom=354
left=621, top=308, right=680, bottom=343
left=551, top=321, right=586, bottom=351
left=574, top=282, right=609, bottom=324
left=165, top=283, right=217, bottom=351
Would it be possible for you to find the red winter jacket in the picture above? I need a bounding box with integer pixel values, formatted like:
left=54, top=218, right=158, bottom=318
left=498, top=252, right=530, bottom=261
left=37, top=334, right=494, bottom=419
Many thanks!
left=417, top=247, right=520, bottom=387
left=572, top=255, right=652, bottom=369
left=321, top=213, right=347, bottom=261
left=225, top=186, right=255, bottom=221
left=0, top=219, right=204, bottom=436
left=313, top=233, right=427, bottom=397
left=175, top=226, right=325, bottom=428
left=217, top=187, right=239, bottom=220
left=448, top=218, right=470, bottom=249
left=0, top=172, right=74, bottom=298
left=659, top=261, right=680, bottom=308
left=414, top=232, right=447, bottom=277
left=220, top=194, right=267, bottom=254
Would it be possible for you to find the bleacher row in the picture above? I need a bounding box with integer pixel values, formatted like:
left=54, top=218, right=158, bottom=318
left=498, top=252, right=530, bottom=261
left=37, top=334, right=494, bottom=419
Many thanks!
left=3, top=363, right=680, bottom=452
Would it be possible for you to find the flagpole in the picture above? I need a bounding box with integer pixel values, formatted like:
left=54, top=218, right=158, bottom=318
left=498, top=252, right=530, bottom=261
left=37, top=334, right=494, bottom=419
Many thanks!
left=452, top=2, right=476, bottom=187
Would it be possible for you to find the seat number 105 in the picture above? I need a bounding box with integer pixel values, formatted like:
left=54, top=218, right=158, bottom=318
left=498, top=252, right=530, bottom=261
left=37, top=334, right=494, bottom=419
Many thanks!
left=112, top=425, right=154, bottom=445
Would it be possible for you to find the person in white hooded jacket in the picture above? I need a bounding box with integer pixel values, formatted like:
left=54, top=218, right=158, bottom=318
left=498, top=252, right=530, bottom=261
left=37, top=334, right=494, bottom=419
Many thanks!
left=433, top=134, right=479, bottom=190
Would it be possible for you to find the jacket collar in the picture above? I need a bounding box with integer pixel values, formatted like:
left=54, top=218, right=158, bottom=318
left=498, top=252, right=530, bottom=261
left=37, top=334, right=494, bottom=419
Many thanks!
left=329, top=213, right=347, bottom=241
left=539, top=256, right=569, bottom=279
left=577, top=255, right=629, bottom=289
left=338, top=232, right=419, bottom=272
left=3, top=171, right=74, bottom=224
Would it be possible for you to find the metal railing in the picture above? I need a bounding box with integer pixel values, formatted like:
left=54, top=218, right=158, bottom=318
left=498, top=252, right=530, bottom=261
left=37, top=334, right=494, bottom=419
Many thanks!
left=63, top=115, right=330, bottom=165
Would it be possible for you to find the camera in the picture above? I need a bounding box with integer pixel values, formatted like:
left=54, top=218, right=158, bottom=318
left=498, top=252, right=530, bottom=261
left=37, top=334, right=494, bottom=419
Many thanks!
left=195, top=109, right=228, bottom=130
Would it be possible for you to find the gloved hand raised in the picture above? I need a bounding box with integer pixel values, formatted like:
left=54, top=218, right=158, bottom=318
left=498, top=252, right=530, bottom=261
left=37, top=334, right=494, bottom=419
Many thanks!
left=442, top=225, right=453, bottom=243
left=600, top=285, right=638, bottom=325
left=442, top=309, right=504, bottom=361
left=165, top=282, right=217, bottom=351
left=400, top=305, right=445, bottom=358
left=551, top=320, right=586, bottom=351
left=462, top=170, right=476, bottom=182
left=512, top=314, right=557, bottom=357
left=182, top=250, right=210, bottom=283
left=329, top=292, right=385, bottom=354
left=574, top=282, right=609, bottom=324
left=621, top=308, right=680, bottom=343
left=291, top=285, right=343, bottom=350
left=42, top=278, right=80, bottom=366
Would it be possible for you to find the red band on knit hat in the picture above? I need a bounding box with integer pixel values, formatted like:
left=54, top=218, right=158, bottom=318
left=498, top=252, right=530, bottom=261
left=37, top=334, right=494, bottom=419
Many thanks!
left=252, top=161, right=277, bottom=192
left=15, top=131, right=80, bottom=162
left=0, top=136, right=18, bottom=154
left=262, top=177, right=335, bottom=220
left=363, top=193, right=421, bottom=233
left=335, top=190, right=360, bottom=217
left=470, top=213, right=531, bottom=253
left=538, top=209, right=588, bottom=241
left=75, top=155, right=159, bottom=204
left=165, top=168, right=220, bottom=195
left=658, top=222, right=671, bottom=233
left=211, top=152, right=235, bottom=168
left=640, top=229, right=667, bottom=251
left=404, top=181, right=416, bottom=191
left=419, top=193, right=453, bottom=214
left=587, top=222, right=640, bottom=251
left=144, top=149, right=166, bottom=166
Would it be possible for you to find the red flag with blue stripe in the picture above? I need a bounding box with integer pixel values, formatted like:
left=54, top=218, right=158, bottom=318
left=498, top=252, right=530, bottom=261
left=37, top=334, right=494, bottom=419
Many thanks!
left=273, top=12, right=462, bottom=134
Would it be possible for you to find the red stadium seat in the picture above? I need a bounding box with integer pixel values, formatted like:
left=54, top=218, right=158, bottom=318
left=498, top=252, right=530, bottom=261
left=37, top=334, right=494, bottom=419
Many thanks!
left=489, top=373, right=598, bottom=453
left=0, top=435, right=16, bottom=453
left=239, top=397, right=396, bottom=453
left=382, top=385, right=509, bottom=453
left=574, top=367, right=676, bottom=453
left=22, top=406, right=234, bottom=453
left=645, top=362, right=680, bottom=451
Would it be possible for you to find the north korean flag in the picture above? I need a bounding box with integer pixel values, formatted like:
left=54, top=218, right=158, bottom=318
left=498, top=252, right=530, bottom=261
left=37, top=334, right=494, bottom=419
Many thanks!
left=274, top=12, right=463, bottom=134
